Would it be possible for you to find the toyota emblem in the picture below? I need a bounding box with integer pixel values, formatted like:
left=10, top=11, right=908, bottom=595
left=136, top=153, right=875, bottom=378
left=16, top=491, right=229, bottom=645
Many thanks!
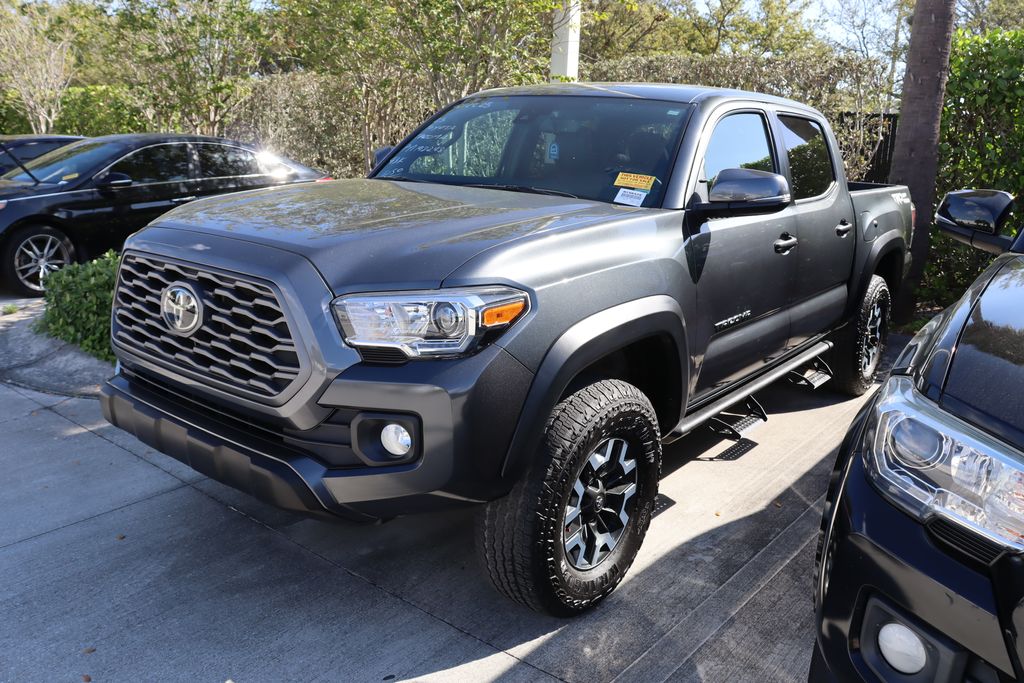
left=160, top=282, right=203, bottom=336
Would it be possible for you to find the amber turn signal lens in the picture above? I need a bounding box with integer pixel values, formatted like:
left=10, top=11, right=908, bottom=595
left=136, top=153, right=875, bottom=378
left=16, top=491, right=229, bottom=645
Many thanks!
left=481, top=300, right=526, bottom=327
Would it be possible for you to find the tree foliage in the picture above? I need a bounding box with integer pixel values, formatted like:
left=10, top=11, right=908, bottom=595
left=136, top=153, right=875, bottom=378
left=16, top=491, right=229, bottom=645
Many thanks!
left=585, top=51, right=891, bottom=180
left=115, top=0, right=268, bottom=136
left=923, top=29, right=1024, bottom=305
left=0, top=1, right=75, bottom=133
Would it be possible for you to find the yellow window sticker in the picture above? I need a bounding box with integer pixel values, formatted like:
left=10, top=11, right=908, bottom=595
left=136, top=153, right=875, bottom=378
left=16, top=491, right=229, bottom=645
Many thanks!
left=62, top=173, right=79, bottom=181
left=614, top=172, right=656, bottom=191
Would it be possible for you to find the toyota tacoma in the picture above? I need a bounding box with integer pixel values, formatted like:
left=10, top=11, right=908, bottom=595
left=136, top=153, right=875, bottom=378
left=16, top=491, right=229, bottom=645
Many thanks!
left=100, top=83, right=913, bottom=616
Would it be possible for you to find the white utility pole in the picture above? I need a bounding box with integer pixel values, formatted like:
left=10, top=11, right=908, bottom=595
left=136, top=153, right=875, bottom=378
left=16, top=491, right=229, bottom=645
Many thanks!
left=550, top=0, right=581, bottom=81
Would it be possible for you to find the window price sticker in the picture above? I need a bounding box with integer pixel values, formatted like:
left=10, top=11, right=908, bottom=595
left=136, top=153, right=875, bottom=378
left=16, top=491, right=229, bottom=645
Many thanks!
left=614, top=188, right=648, bottom=207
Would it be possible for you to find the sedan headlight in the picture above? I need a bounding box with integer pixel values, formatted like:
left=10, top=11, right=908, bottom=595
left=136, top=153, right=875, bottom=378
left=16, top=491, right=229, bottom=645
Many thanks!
left=864, top=375, right=1024, bottom=550
left=332, top=286, right=529, bottom=358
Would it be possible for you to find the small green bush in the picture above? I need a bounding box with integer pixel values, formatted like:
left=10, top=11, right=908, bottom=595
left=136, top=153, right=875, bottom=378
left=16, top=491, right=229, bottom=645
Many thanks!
left=54, top=85, right=148, bottom=137
left=40, top=251, right=119, bottom=363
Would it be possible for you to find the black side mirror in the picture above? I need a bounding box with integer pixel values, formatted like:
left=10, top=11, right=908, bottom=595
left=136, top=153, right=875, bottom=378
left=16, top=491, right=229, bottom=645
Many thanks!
left=96, top=172, right=133, bottom=190
left=691, top=168, right=791, bottom=218
left=372, top=146, right=394, bottom=169
left=936, top=189, right=1015, bottom=255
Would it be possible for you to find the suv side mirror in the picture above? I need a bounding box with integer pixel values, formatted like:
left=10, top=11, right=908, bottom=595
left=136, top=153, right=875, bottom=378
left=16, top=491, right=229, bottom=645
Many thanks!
left=372, top=146, right=394, bottom=169
left=692, top=168, right=791, bottom=218
left=936, top=189, right=1015, bottom=255
left=96, top=172, right=133, bottom=190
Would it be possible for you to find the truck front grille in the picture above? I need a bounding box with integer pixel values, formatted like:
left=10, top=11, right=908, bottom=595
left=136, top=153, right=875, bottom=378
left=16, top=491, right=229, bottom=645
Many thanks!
left=113, top=253, right=302, bottom=401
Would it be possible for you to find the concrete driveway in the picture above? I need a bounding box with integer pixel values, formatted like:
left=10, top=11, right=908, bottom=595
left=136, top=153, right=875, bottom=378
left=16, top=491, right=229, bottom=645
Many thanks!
left=0, top=321, right=905, bottom=682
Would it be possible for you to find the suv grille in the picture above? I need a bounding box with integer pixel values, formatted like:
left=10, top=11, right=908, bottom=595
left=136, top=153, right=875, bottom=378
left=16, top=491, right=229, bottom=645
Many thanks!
left=113, top=253, right=302, bottom=400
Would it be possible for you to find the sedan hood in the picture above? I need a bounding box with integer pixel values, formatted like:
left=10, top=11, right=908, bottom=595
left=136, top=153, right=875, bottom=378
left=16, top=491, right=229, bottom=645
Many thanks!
left=940, top=255, right=1024, bottom=451
left=0, top=179, right=57, bottom=199
left=152, top=178, right=642, bottom=293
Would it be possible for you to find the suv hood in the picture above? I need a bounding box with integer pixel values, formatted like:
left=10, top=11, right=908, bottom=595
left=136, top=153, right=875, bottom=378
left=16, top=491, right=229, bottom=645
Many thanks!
left=152, top=178, right=643, bottom=293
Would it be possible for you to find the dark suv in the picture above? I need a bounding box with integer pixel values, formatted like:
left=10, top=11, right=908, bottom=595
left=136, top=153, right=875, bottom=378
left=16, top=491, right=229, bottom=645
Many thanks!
left=0, top=134, right=324, bottom=295
left=811, top=189, right=1024, bottom=682
left=100, top=84, right=913, bottom=615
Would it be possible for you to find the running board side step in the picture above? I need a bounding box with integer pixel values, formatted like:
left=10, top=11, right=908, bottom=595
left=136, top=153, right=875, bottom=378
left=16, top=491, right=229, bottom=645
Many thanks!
left=665, top=340, right=834, bottom=443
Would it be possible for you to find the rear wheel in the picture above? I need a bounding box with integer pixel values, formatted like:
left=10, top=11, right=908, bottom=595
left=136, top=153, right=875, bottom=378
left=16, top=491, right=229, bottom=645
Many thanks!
left=832, top=275, right=890, bottom=396
left=2, top=224, right=75, bottom=297
left=476, top=379, right=662, bottom=616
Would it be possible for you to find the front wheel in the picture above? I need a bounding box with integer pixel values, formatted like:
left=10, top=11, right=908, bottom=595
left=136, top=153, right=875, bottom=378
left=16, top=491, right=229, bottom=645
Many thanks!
left=2, top=224, right=76, bottom=297
left=831, top=274, right=890, bottom=396
left=476, top=379, right=662, bottom=616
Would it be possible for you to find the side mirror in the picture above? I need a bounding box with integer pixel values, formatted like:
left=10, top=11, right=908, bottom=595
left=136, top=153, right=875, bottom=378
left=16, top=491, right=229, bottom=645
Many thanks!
left=96, top=172, right=133, bottom=190
left=372, top=146, right=394, bottom=168
left=692, top=168, right=791, bottom=217
left=936, top=189, right=1015, bottom=255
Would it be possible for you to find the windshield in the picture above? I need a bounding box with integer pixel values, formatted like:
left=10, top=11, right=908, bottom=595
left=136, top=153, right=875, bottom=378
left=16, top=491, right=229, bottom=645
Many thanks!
left=0, top=140, right=128, bottom=185
left=375, top=96, right=692, bottom=207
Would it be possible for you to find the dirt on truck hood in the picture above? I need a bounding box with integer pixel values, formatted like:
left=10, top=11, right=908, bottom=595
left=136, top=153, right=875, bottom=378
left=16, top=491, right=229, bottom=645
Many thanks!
left=153, top=178, right=642, bottom=293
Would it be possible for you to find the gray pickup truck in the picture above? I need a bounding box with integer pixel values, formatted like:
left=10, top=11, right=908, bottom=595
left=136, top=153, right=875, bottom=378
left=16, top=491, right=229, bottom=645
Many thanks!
left=100, top=83, right=913, bottom=616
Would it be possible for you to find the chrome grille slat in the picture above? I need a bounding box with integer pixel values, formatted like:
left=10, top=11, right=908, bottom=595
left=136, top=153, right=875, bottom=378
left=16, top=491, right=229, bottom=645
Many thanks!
left=112, top=253, right=302, bottom=400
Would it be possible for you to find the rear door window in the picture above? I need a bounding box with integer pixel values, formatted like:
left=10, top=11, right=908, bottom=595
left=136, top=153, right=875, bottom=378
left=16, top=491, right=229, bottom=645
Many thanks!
left=778, top=115, right=835, bottom=200
left=196, top=144, right=262, bottom=178
left=110, top=144, right=191, bottom=184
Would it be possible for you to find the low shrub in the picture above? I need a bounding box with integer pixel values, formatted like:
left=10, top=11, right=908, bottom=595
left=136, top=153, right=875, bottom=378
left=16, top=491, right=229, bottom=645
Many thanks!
left=40, top=251, right=119, bottom=363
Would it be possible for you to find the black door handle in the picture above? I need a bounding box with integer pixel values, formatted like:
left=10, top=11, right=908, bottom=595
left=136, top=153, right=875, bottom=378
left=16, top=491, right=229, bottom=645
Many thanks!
left=835, top=219, right=853, bottom=237
left=774, top=234, right=799, bottom=254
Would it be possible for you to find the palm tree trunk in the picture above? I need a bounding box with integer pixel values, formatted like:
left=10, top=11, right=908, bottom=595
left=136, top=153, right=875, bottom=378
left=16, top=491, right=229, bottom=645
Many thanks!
left=888, top=0, right=957, bottom=323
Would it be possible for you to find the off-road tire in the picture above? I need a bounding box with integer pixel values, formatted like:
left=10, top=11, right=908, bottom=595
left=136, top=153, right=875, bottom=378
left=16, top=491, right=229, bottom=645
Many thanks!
left=476, top=379, right=661, bottom=616
left=2, top=224, right=76, bottom=297
left=831, top=274, right=890, bottom=396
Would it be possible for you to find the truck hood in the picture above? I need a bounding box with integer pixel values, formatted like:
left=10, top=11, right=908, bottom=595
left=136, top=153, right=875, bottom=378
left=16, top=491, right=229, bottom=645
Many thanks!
left=153, top=178, right=641, bottom=293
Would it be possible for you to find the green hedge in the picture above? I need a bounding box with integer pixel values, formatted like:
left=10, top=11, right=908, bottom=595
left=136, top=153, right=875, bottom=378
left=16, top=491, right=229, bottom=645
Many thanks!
left=924, top=29, right=1024, bottom=305
left=1, top=85, right=148, bottom=137
left=40, top=252, right=119, bottom=363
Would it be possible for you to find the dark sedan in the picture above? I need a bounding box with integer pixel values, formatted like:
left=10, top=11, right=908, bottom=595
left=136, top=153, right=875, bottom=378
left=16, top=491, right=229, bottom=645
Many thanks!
left=811, top=189, right=1024, bottom=682
left=0, top=134, right=325, bottom=295
left=0, top=135, right=83, bottom=175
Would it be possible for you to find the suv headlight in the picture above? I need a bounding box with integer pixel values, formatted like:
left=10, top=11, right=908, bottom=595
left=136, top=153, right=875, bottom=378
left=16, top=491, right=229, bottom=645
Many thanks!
left=864, top=375, right=1024, bottom=550
left=332, top=286, right=529, bottom=359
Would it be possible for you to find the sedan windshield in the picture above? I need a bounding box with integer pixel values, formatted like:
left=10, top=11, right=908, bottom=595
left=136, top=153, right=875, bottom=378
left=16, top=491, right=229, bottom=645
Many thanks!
left=375, top=96, right=692, bottom=208
left=0, top=140, right=129, bottom=185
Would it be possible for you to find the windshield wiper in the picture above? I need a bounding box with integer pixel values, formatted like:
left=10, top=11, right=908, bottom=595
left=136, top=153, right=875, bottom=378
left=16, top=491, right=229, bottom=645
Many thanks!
left=375, top=175, right=432, bottom=183
left=0, top=141, right=40, bottom=184
left=464, top=183, right=579, bottom=199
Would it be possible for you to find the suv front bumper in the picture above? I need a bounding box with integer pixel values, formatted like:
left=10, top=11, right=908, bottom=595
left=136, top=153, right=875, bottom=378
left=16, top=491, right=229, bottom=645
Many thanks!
left=101, top=342, right=534, bottom=521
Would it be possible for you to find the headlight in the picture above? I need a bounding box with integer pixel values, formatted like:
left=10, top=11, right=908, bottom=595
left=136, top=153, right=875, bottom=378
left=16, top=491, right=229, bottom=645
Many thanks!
left=864, top=375, right=1024, bottom=550
left=332, top=286, right=529, bottom=358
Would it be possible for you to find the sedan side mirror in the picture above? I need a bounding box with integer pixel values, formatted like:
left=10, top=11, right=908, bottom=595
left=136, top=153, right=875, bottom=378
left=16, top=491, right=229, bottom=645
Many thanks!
left=372, top=146, right=394, bottom=169
left=96, top=172, right=133, bottom=190
left=936, top=189, right=1015, bottom=255
left=691, top=168, right=791, bottom=218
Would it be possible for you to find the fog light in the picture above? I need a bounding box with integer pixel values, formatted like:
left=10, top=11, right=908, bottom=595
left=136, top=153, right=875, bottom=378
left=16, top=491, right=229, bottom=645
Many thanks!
left=381, top=423, right=412, bottom=457
left=878, top=622, right=927, bottom=674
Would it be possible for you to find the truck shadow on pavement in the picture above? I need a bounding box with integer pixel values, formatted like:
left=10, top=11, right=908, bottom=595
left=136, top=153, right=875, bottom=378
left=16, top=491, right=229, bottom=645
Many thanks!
left=197, top=377, right=873, bottom=682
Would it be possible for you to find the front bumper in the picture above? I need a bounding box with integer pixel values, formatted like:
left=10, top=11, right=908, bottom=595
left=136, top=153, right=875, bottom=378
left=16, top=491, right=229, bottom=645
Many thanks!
left=812, top=406, right=1021, bottom=681
left=101, top=341, right=533, bottom=521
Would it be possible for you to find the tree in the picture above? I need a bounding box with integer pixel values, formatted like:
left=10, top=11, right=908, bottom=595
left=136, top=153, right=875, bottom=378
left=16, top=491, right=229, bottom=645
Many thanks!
left=825, top=0, right=914, bottom=111
left=687, top=0, right=824, bottom=56
left=580, top=0, right=704, bottom=61
left=0, top=2, right=75, bottom=134
left=888, top=0, right=958, bottom=321
left=116, top=0, right=268, bottom=135
left=276, top=0, right=559, bottom=171
left=957, top=0, right=1024, bottom=32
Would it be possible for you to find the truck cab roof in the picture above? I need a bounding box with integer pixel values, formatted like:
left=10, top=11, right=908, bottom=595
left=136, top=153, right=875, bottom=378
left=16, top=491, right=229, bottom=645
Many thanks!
left=473, top=82, right=824, bottom=116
